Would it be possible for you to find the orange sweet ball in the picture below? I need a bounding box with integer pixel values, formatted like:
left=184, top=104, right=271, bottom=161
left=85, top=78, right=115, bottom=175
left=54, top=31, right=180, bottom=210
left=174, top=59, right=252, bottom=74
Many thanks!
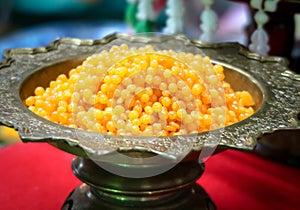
left=25, top=44, right=255, bottom=136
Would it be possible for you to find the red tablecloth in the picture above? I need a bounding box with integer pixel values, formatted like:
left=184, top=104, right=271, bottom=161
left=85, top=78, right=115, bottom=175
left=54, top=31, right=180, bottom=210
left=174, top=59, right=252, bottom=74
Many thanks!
left=0, top=142, right=299, bottom=210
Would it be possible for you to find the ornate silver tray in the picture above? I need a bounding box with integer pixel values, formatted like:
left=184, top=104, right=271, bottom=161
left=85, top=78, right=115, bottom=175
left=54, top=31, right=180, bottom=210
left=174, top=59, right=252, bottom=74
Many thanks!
left=0, top=33, right=299, bottom=209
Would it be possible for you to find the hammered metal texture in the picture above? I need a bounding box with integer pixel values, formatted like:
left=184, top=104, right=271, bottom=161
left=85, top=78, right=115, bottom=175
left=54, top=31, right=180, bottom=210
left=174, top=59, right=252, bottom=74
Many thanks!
left=0, top=33, right=299, bottom=159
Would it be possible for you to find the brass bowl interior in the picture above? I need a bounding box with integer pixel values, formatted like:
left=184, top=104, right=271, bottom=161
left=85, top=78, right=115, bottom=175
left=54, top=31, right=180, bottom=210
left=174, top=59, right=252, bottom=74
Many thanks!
left=1, top=33, right=298, bottom=162
left=20, top=57, right=86, bottom=101
left=221, top=62, right=264, bottom=111
left=19, top=57, right=264, bottom=121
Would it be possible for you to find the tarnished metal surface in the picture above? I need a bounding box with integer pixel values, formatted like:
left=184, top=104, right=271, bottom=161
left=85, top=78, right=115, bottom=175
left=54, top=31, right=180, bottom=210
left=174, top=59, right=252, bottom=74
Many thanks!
left=0, top=33, right=299, bottom=160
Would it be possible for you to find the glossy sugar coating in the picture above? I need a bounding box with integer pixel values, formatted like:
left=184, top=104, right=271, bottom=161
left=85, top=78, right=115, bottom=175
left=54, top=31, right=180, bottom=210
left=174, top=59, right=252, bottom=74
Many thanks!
left=25, top=44, right=255, bottom=136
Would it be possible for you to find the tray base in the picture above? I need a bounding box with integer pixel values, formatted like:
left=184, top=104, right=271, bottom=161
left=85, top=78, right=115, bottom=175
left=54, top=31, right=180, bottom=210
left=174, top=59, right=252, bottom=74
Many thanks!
left=62, top=183, right=215, bottom=210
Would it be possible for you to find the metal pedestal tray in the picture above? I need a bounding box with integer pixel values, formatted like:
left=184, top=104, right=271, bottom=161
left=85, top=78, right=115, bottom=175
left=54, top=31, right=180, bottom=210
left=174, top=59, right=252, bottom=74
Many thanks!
left=0, top=33, right=299, bottom=210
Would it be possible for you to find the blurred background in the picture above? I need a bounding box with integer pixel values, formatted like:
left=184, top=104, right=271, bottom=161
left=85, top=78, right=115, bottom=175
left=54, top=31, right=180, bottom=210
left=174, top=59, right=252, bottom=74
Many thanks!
left=0, top=0, right=299, bottom=146
left=0, top=0, right=254, bottom=56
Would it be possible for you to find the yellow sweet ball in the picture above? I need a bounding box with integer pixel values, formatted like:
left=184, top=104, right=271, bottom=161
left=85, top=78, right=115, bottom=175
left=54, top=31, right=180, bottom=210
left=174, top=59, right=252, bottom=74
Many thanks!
left=25, top=44, right=255, bottom=136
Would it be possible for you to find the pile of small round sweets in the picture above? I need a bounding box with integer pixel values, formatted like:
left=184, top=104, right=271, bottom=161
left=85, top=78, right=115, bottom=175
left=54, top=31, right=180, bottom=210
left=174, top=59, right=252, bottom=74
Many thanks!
left=25, top=44, right=255, bottom=136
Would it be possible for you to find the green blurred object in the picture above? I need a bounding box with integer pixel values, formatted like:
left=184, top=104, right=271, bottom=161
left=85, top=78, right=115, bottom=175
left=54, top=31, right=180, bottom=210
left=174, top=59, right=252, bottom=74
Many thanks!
left=135, top=20, right=155, bottom=33
left=125, top=2, right=138, bottom=27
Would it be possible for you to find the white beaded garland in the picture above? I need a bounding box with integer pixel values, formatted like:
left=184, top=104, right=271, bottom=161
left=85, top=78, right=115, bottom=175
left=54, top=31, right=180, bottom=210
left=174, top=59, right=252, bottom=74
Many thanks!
left=199, top=0, right=218, bottom=42
left=264, top=0, right=279, bottom=12
left=249, top=0, right=279, bottom=55
left=249, top=28, right=270, bottom=56
left=250, top=0, right=263, bottom=9
left=136, top=0, right=154, bottom=21
left=254, top=10, right=269, bottom=25
left=163, top=0, right=184, bottom=34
